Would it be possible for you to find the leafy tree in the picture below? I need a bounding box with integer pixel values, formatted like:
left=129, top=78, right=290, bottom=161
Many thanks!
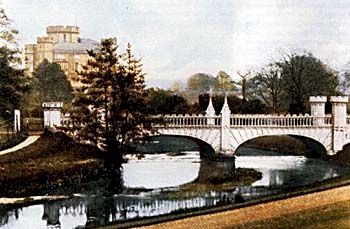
left=169, top=81, right=184, bottom=92
left=251, top=64, right=283, bottom=113
left=145, top=88, right=192, bottom=114
left=214, top=71, right=236, bottom=92
left=32, top=59, right=73, bottom=103
left=236, top=71, right=254, bottom=101
left=65, top=38, right=150, bottom=162
left=0, top=8, right=27, bottom=119
left=277, top=52, right=338, bottom=113
left=339, top=63, right=350, bottom=95
left=187, top=73, right=215, bottom=92
left=0, top=8, right=18, bottom=46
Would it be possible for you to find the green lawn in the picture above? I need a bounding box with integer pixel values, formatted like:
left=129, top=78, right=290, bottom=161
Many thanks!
left=236, top=200, right=350, bottom=229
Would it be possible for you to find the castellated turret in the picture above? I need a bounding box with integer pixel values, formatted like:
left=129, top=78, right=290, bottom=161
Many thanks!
left=46, top=25, right=80, bottom=44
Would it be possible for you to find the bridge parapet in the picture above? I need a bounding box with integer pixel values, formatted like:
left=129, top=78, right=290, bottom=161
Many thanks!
left=230, top=114, right=332, bottom=128
left=153, top=95, right=349, bottom=155
left=153, top=114, right=221, bottom=127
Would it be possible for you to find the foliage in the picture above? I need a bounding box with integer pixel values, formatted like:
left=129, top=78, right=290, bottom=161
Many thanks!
left=0, top=47, right=28, bottom=118
left=187, top=73, right=215, bottom=92
left=0, top=9, right=27, bottom=119
left=199, top=94, right=267, bottom=114
left=277, top=52, right=338, bottom=114
left=31, top=59, right=73, bottom=103
left=251, top=64, right=283, bottom=113
left=0, top=9, right=18, bottom=45
left=65, top=38, right=150, bottom=162
left=214, top=71, right=236, bottom=92
left=145, top=88, right=198, bottom=114
left=235, top=71, right=255, bottom=101
left=338, top=62, right=350, bottom=95
left=169, top=81, right=185, bottom=92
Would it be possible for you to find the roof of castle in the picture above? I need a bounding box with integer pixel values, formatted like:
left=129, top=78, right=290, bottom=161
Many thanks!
left=53, top=38, right=98, bottom=54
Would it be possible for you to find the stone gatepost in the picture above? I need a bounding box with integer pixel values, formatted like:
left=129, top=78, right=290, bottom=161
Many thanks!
left=42, top=102, right=63, bottom=128
left=220, top=96, right=231, bottom=152
left=309, top=96, right=327, bottom=126
left=14, top=110, right=20, bottom=132
left=205, top=94, right=215, bottom=125
left=330, top=96, right=349, bottom=153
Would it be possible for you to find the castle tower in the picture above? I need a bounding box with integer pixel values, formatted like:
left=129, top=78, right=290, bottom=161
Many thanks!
left=24, top=44, right=36, bottom=74
left=46, top=25, right=80, bottom=44
left=35, top=36, right=53, bottom=67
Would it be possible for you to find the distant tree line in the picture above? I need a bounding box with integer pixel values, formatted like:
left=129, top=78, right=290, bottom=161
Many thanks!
left=179, top=52, right=342, bottom=115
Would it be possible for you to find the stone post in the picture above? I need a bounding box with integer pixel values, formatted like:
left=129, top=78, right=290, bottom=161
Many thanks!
left=42, top=102, right=63, bottom=128
left=330, top=96, right=348, bottom=153
left=309, top=96, right=327, bottom=126
left=14, top=110, right=20, bottom=132
left=220, top=95, right=231, bottom=152
left=205, top=94, right=215, bottom=125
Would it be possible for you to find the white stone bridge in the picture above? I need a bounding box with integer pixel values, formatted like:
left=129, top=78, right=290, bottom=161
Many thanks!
left=154, top=96, right=350, bottom=155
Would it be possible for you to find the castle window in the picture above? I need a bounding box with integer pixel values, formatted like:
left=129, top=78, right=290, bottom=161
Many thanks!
left=64, top=34, right=66, bottom=42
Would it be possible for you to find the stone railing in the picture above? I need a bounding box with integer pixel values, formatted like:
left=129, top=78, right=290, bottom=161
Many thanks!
left=230, top=114, right=332, bottom=127
left=152, top=114, right=333, bottom=128
left=152, top=114, right=221, bottom=127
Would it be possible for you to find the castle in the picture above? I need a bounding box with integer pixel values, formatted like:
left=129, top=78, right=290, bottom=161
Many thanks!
left=24, top=25, right=98, bottom=87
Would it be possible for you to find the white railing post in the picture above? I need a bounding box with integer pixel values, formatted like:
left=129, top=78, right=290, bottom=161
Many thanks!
left=14, top=110, right=20, bottom=132
left=220, top=95, right=231, bottom=152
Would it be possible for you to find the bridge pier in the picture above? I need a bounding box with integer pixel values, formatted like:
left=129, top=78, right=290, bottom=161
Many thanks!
left=309, top=96, right=327, bottom=126
left=220, top=96, right=234, bottom=154
left=330, top=96, right=349, bottom=154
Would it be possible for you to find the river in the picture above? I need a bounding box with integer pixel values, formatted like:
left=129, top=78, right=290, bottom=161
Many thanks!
left=0, top=147, right=349, bottom=228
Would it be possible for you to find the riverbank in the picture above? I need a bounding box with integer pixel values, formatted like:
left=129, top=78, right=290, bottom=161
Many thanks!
left=242, top=135, right=318, bottom=156
left=0, top=131, right=105, bottom=198
left=135, top=184, right=350, bottom=229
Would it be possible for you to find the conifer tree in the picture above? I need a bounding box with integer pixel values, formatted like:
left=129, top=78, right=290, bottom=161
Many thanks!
left=0, top=8, right=28, bottom=119
left=65, top=38, right=150, bottom=162
left=32, top=59, right=73, bottom=103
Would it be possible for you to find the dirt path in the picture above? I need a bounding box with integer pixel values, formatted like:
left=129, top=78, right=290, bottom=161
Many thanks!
left=138, top=185, right=350, bottom=229
left=0, top=135, right=40, bottom=155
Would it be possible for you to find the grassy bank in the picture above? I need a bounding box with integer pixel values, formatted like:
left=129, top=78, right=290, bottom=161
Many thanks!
left=166, top=168, right=261, bottom=199
left=238, top=199, right=350, bottom=229
left=0, top=131, right=105, bottom=197
left=242, top=135, right=315, bottom=156
left=0, top=131, right=28, bottom=151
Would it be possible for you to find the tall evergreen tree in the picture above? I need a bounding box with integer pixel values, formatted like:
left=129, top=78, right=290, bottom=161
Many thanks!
left=65, top=38, right=150, bottom=162
left=0, top=8, right=27, bottom=119
left=32, top=59, right=73, bottom=103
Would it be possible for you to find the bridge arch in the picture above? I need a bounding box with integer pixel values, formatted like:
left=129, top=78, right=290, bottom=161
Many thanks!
left=235, top=134, right=328, bottom=157
left=144, top=134, right=215, bottom=158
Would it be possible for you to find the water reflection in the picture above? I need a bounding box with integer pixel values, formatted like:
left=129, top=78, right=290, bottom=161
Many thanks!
left=122, top=152, right=201, bottom=189
left=0, top=149, right=349, bottom=228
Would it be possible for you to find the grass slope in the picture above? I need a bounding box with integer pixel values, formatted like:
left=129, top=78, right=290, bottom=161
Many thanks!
left=0, top=131, right=104, bottom=197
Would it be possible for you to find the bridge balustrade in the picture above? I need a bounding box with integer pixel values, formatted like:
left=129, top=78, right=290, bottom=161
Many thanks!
left=153, top=114, right=221, bottom=127
left=230, top=114, right=332, bottom=128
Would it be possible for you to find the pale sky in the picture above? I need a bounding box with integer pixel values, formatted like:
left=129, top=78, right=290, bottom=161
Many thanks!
left=3, top=0, right=350, bottom=88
